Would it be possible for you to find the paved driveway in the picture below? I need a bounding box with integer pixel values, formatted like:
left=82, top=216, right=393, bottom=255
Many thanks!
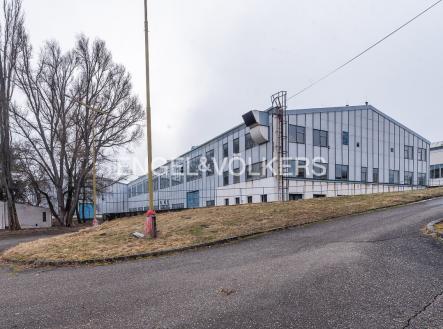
left=1, top=198, right=443, bottom=329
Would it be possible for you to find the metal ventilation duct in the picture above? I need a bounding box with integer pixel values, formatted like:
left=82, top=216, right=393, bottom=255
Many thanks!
left=242, top=110, right=269, bottom=144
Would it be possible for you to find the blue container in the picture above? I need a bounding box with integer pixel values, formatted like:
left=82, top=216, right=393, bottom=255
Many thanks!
left=78, top=203, right=95, bottom=221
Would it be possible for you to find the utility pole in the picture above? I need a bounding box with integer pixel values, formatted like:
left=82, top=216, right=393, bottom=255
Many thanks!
left=144, top=0, right=154, bottom=211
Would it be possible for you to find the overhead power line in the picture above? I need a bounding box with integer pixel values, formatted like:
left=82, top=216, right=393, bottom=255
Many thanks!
left=287, top=0, right=443, bottom=102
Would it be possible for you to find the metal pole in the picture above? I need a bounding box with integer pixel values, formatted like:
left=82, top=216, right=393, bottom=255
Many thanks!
left=92, top=126, right=98, bottom=227
left=144, top=0, right=154, bottom=211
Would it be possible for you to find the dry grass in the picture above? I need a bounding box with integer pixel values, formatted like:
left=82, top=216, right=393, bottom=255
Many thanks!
left=3, top=188, right=443, bottom=263
left=435, top=223, right=443, bottom=234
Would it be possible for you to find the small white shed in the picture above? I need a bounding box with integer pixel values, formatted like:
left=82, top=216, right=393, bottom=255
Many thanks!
left=0, top=201, right=51, bottom=230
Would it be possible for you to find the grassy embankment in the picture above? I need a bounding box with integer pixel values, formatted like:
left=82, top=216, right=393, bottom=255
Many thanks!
left=2, top=188, right=443, bottom=264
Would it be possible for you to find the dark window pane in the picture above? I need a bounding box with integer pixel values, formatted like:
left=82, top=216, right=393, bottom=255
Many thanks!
left=223, top=143, right=229, bottom=158
left=289, top=125, right=305, bottom=144
left=233, top=168, right=241, bottom=184
left=342, top=131, right=349, bottom=145
left=373, top=168, right=379, bottom=183
left=246, top=162, right=266, bottom=181
left=233, top=138, right=240, bottom=154
left=361, top=167, right=368, bottom=182
left=245, top=133, right=255, bottom=150
left=205, top=150, right=215, bottom=176
left=223, top=171, right=229, bottom=186
left=314, top=129, right=328, bottom=147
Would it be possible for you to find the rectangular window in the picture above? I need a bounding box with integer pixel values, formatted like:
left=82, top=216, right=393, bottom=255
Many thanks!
left=247, top=196, right=253, bottom=204
left=233, top=138, right=240, bottom=154
left=233, top=168, right=241, bottom=184
left=172, top=203, right=185, bottom=210
left=137, top=183, right=143, bottom=194
left=373, top=168, right=379, bottom=183
left=153, top=177, right=159, bottom=192
left=289, top=194, right=303, bottom=201
left=288, top=125, right=305, bottom=144
left=171, top=163, right=185, bottom=186
left=314, top=162, right=328, bottom=180
left=223, top=171, right=229, bottom=186
left=405, top=171, right=414, bottom=185
left=206, top=200, right=215, bottom=207
left=313, top=194, right=326, bottom=198
left=261, top=194, right=268, bottom=203
left=225, top=199, right=230, bottom=206
left=431, top=165, right=441, bottom=179
left=404, top=145, right=414, bottom=160
left=342, top=131, right=349, bottom=146
left=418, top=148, right=427, bottom=161
left=389, top=170, right=400, bottom=184
left=187, top=156, right=202, bottom=182
left=205, top=150, right=215, bottom=176
left=160, top=177, right=170, bottom=189
left=313, top=129, right=328, bottom=147
left=289, top=160, right=306, bottom=178
left=42, top=212, right=47, bottom=223
left=418, top=173, right=427, bottom=186
left=235, top=197, right=241, bottom=205
left=361, top=167, right=368, bottom=183
left=223, top=143, right=229, bottom=158
left=335, top=165, right=349, bottom=180
left=245, top=133, right=255, bottom=150
left=246, top=162, right=266, bottom=181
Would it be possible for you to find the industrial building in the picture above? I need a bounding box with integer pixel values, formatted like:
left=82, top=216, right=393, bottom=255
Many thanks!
left=125, top=98, right=430, bottom=212
left=430, top=141, right=443, bottom=186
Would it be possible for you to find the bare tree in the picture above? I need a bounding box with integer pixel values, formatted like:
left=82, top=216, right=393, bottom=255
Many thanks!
left=0, top=0, right=26, bottom=230
left=13, top=36, right=143, bottom=226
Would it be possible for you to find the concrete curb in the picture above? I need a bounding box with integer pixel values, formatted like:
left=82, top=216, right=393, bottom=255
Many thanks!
left=426, top=219, right=443, bottom=236
left=3, top=195, right=443, bottom=267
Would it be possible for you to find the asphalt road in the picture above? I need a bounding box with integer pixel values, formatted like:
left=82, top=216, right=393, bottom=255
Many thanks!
left=0, top=230, right=74, bottom=254
left=1, top=198, right=443, bottom=329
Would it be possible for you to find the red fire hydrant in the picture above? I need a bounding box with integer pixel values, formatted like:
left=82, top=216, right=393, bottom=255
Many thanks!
left=144, top=210, right=157, bottom=239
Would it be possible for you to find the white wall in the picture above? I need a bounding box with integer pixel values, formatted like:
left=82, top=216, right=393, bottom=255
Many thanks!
left=0, top=201, right=51, bottom=230
left=431, top=148, right=443, bottom=165
left=0, top=202, right=6, bottom=230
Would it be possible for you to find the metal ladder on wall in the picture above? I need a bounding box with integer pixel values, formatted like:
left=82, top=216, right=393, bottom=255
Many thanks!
left=271, top=91, right=289, bottom=202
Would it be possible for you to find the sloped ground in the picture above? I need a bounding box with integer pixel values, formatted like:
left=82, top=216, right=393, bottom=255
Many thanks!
left=2, top=188, right=443, bottom=264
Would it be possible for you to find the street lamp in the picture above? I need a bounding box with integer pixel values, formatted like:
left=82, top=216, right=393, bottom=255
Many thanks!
left=144, top=0, right=154, bottom=211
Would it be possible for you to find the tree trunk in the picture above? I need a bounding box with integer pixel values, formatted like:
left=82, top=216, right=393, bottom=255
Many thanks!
left=0, top=98, right=21, bottom=230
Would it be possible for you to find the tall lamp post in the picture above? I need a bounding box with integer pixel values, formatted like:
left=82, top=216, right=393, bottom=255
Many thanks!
left=144, top=0, right=154, bottom=211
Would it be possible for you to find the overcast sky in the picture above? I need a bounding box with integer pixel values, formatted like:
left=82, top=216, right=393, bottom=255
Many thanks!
left=23, top=0, right=443, bottom=176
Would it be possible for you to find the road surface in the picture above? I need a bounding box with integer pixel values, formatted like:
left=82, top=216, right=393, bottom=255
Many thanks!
left=1, top=198, right=443, bottom=329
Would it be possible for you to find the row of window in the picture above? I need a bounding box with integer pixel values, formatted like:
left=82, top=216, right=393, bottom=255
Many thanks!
left=288, top=125, right=428, bottom=160
left=223, top=162, right=267, bottom=186
left=129, top=164, right=428, bottom=197
left=222, top=134, right=257, bottom=159
left=224, top=194, right=268, bottom=206
left=285, top=160, right=426, bottom=185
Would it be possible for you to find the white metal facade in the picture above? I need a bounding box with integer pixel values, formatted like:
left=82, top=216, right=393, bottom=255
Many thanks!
left=429, top=142, right=443, bottom=186
left=123, top=104, right=429, bottom=212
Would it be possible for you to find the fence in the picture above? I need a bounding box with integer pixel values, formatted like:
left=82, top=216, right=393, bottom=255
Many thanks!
left=97, top=182, right=427, bottom=220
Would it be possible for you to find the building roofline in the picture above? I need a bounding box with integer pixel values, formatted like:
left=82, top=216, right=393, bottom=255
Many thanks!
left=287, top=104, right=430, bottom=144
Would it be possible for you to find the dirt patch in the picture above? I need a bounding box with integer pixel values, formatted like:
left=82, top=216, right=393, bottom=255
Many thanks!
left=2, top=188, right=443, bottom=264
